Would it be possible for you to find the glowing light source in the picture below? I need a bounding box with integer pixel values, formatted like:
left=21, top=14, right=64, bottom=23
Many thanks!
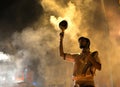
left=0, top=52, right=11, bottom=61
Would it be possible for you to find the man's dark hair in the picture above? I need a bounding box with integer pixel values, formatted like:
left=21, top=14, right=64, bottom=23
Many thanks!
left=78, top=37, right=90, bottom=48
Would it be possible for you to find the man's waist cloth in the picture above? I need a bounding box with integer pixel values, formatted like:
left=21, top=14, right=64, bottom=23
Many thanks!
left=72, top=75, right=94, bottom=81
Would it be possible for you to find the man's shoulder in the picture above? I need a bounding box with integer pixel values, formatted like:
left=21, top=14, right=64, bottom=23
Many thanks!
left=69, top=53, right=80, bottom=56
left=91, top=51, right=101, bottom=63
left=90, top=51, right=99, bottom=58
left=91, top=51, right=98, bottom=55
left=69, top=52, right=80, bottom=55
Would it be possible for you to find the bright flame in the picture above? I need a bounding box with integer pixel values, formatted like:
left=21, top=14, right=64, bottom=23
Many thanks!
left=49, top=2, right=84, bottom=40
left=0, top=52, right=11, bottom=61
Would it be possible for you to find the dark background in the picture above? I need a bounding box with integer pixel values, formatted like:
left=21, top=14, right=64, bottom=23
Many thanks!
left=0, top=0, right=43, bottom=39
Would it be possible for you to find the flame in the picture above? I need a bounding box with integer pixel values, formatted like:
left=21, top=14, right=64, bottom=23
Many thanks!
left=0, top=52, right=11, bottom=61
left=49, top=2, right=86, bottom=40
left=15, top=72, right=24, bottom=83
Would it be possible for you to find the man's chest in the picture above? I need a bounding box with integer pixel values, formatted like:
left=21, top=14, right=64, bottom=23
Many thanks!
left=75, top=54, right=90, bottom=64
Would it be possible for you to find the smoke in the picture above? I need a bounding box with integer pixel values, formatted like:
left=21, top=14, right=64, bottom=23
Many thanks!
left=102, top=0, right=120, bottom=86
left=41, top=0, right=119, bottom=87
left=11, top=24, right=65, bottom=87
left=0, top=0, right=120, bottom=87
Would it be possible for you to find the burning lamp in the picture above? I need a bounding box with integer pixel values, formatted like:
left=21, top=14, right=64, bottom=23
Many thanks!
left=59, top=20, right=68, bottom=32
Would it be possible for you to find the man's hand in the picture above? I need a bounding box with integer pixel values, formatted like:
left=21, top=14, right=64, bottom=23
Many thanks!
left=60, top=32, right=64, bottom=39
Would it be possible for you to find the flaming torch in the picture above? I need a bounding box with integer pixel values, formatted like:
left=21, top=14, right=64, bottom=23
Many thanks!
left=59, top=20, right=68, bottom=32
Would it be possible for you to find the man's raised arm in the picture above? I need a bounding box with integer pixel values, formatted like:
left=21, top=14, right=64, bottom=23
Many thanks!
left=59, top=32, right=65, bottom=58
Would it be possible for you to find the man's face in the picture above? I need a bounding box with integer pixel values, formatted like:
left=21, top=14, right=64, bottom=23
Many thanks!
left=79, top=39, right=87, bottom=49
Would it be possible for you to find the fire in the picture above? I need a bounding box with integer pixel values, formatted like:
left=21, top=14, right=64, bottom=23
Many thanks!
left=49, top=2, right=84, bottom=40
left=15, top=72, right=24, bottom=83
left=0, top=52, right=11, bottom=61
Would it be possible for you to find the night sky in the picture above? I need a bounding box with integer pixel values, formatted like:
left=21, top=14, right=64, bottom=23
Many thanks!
left=0, top=0, right=43, bottom=39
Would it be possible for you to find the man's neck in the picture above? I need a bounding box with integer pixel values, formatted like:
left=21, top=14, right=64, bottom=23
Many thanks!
left=82, top=48, right=90, bottom=53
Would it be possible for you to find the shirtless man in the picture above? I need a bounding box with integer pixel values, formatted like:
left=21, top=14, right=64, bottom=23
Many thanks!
left=59, top=32, right=101, bottom=87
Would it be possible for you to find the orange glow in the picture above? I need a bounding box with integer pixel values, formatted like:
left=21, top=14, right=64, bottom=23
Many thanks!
left=15, top=73, right=24, bottom=83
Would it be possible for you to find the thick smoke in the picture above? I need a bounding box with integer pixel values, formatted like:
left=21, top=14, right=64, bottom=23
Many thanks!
left=0, top=0, right=120, bottom=87
left=103, top=0, right=120, bottom=86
